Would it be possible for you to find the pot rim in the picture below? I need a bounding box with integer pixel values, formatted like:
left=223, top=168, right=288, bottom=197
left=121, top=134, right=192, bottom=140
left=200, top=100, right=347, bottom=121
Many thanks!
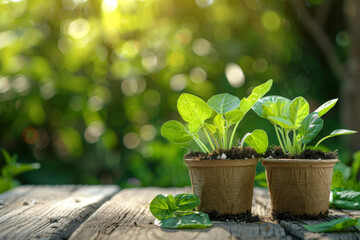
left=184, top=158, right=258, bottom=167
left=261, top=158, right=338, bottom=163
left=261, top=158, right=338, bottom=168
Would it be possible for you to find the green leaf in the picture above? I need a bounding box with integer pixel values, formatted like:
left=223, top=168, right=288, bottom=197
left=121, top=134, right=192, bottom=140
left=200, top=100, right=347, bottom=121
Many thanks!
left=1, top=149, right=16, bottom=165
left=243, top=129, right=268, bottom=154
left=161, top=121, right=193, bottom=143
left=330, top=190, right=360, bottom=210
left=298, top=112, right=324, bottom=144
left=252, top=95, right=291, bottom=119
left=315, top=129, right=357, bottom=148
left=177, top=93, right=212, bottom=126
left=174, top=193, right=200, bottom=211
left=204, top=123, right=216, bottom=134
left=230, top=79, right=273, bottom=121
left=2, top=163, right=40, bottom=178
left=207, top=93, right=240, bottom=114
left=314, top=98, right=338, bottom=117
left=254, top=171, right=268, bottom=188
left=225, top=110, right=243, bottom=125
left=289, top=97, right=309, bottom=127
left=188, top=123, right=200, bottom=133
left=214, top=114, right=225, bottom=135
left=149, top=194, right=176, bottom=220
left=267, top=116, right=295, bottom=129
left=303, top=217, right=358, bottom=232
left=351, top=151, right=360, bottom=183
left=160, top=212, right=213, bottom=229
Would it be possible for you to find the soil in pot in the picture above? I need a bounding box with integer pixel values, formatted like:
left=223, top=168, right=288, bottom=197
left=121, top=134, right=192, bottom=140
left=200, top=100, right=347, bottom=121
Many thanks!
left=208, top=210, right=260, bottom=223
left=272, top=211, right=329, bottom=221
left=185, top=146, right=259, bottom=160
left=263, top=146, right=338, bottom=159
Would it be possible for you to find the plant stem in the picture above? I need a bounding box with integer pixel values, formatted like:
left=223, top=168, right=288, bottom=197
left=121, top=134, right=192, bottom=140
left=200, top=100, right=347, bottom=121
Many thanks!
left=223, top=126, right=228, bottom=149
left=203, top=128, right=215, bottom=151
left=210, top=132, right=219, bottom=149
left=217, top=132, right=223, bottom=149
left=274, top=125, right=286, bottom=153
left=285, top=130, right=294, bottom=154
left=191, top=134, right=210, bottom=153
left=292, top=130, right=299, bottom=154
left=192, top=137, right=206, bottom=153
left=229, top=121, right=240, bottom=149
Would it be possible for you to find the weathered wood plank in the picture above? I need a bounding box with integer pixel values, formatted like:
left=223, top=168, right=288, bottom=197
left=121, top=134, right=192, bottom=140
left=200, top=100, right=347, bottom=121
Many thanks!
left=0, top=185, right=119, bottom=240
left=253, top=187, right=360, bottom=239
left=69, top=187, right=292, bottom=240
left=280, top=219, right=360, bottom=240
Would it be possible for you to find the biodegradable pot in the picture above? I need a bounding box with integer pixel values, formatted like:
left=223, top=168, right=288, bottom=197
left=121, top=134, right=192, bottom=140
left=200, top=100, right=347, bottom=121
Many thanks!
left=185, top=158, right=258, bottom=215
left=262, top=159, right=338, bottom=215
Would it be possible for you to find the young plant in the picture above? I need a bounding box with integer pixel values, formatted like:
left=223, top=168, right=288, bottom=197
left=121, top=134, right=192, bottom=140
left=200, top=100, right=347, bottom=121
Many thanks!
left=149, top=193, right=212, bottom=229
left=0, top=149, right=40, bottom=193
left=161, top=80, right=273, bottom=154
left=252, top=96, right=357, bottom=155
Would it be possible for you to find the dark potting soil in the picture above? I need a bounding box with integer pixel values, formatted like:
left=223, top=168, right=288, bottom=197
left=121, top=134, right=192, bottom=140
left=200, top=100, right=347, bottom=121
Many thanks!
left=272, top=211, right=329, bottom=221
left=208, top=210, right=260, bottom=223
left=185, top=146, right=259, bottom=160
left=263, top=146, right=338, bottom=160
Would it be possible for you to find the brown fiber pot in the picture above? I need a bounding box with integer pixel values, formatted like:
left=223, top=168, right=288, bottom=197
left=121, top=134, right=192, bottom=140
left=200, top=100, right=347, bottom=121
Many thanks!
left=262, top=159, right=338, bottom=215
left=185, top=158, right=258, bottom=215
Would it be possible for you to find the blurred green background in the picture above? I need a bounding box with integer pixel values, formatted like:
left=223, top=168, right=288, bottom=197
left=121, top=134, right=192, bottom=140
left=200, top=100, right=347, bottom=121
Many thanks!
left=0, top=0, right=359, bottom=189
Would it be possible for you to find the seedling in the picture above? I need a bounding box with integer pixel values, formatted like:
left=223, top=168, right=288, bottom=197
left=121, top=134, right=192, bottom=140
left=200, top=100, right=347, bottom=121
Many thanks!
left=252, top=96, right=357, bottom=155
left=161, top=80, right=273, bottom=154
left=149, top=193, right=212, bottom=229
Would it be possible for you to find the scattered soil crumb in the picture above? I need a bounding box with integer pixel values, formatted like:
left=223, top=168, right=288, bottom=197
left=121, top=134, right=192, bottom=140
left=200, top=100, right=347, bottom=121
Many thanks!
left=208, top=210, right=260, bottom=223
left=263, top=146, right=338, bottom=160
left=185, top=147, right=259, bottom=160
left=272, top=211, right=329, bottom=221
left=22, top=200, right=29, bottom=206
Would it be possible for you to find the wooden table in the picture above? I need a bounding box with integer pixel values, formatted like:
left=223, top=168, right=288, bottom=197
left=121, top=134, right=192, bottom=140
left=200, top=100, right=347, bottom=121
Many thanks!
left=0, top=186, right=359, bottom=240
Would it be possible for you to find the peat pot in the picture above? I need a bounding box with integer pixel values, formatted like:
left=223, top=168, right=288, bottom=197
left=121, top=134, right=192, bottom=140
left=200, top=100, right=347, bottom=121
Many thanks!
left=185, top=158, right=258, bottom=215
left=262, top=159, right=338, bottom=215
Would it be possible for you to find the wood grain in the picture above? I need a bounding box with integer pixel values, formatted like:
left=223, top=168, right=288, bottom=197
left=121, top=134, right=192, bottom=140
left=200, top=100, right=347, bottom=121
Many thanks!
left=0, top=185, right=119, bottom=240
left=1, top=186, right=359, bottom=240
left=69, top=187, right=292, bottom=240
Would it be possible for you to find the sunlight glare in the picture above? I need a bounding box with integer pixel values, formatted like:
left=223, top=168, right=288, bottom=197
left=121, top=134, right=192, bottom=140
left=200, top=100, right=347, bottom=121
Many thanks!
left=102, top=0, right=118, bottom=12
left=225, top=63, right=245, bottom=88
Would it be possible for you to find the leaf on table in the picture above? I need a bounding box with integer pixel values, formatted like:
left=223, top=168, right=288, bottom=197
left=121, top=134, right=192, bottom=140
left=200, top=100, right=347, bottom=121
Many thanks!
left=149, top=194, right=176, bottom=220
left=160, top=212, right=213, bottom=229
left=303, top=217, right=358, bottom=232
left=174, top=193, right=200, bottom=212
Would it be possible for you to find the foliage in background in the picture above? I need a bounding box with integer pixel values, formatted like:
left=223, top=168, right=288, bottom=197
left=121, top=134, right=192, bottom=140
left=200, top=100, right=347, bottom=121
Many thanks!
left=0, top=0, right=355, bottom=187
left=0, top=149, right=40, bottom=193
left=332, top=151, right=360, bottom=191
